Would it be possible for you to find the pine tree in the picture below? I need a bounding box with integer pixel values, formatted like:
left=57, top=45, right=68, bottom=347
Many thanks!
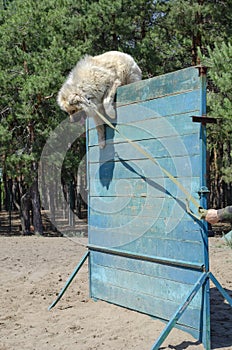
left=0, top=0, right=87, bottom=233
left=201, top=42, right=232, bottom=207
left=155, top=0, right=232, bottom=68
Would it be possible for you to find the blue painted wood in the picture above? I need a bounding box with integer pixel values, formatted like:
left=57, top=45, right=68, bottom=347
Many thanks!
left=91, top=251, right=202, bottom=283
left=91, top=259, right=202, bottom=307
left=89, top=88, right=201, bottom=127
left=42, top=66, right=231, bottom=350
left=91, top=275, right=202, bottom=326
left=89, top=176, right=200, bottom=197
left=87, top=66, right=210, bottom=348
left=88, top=235, right=204, bottom=266
left=117, top=66, right=201, bottom=104
left=89, top=136, right=201, bottom=162
left=88, top=156, right=201, bottom=180
left=198, top=69, right=211, bottom=350
left=88, top=220, right=202, bottom=242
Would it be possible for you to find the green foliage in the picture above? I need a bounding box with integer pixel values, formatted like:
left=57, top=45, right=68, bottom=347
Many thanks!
left=206, top=42, right=232, bottom=117
left=0, top=0, right=85, bottom=183
left=201, top=41, right=232, bottom=188
left=0, top=0, right=165, bottom=186
left=0, top=0, right=231, bottom=207
left=154, top=0, right=232, bottom=68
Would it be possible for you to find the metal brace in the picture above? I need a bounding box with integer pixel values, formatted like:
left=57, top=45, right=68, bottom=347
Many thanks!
left=191, top=115, right=218, bottom=124
left=198, top=186, right=210, bottom=199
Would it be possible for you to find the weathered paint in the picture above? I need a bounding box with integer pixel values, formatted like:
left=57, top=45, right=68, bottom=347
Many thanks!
left=87, top=67, right=209, bottom=347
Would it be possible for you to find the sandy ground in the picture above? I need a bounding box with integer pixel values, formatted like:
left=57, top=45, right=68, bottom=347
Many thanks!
left=0, top=235, right=232, bottom=350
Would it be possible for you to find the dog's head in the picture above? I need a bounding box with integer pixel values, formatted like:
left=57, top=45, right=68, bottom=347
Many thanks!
left=57, top=85, right=82, bottom=115
left=57, top=84, right=91, bottom=122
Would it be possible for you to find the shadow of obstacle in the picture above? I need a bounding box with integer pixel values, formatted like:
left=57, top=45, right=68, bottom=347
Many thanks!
left=210, top=286, right=232, bottom=349
left=160, top=340, right=202, bottom=349
left=99, top=123, right=116, bottom=190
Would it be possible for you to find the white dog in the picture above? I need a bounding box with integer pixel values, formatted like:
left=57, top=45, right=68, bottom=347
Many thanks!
left=57, top=51, right=142, bottom=148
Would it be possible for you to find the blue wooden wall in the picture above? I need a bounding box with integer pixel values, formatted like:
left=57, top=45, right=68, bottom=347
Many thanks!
left=87, top=67, right=209, bottom=344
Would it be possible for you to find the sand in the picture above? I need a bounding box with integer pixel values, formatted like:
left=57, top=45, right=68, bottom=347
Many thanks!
left=0, top=235, right=232, bottom=350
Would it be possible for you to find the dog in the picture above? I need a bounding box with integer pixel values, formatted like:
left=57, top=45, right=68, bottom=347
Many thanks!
left=57, top=51, right=142, bottom=148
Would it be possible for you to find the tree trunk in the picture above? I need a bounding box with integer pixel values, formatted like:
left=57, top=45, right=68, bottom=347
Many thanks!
left=30, top=180, right=43, bottom=235
left=48, top=182, right=55, bottom=224
left=3, top=175, right=11, bottom=210
left=12, top=178, right=21, bottom=211
left=192, top=0, right=204, bottom=66
left=20, top=192, right=32, bottom=235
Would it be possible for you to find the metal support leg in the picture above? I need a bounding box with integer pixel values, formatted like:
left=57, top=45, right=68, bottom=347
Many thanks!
left=150, top=272, right=208, bottom=350
left=48, top=251, right=89, bottom=310
left=200, top=276, right=211, bottom=350
left=209, top=272, right=232, bottom=306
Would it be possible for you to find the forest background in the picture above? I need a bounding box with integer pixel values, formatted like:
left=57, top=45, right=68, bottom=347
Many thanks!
left=0, top=0, right=231, bottom=234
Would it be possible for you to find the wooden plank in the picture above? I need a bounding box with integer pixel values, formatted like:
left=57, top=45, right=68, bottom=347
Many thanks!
left=88, top=88, right=201, bottom=129
left=88, top=232, right=202, bottom=251
left=88, top=87, right=202, bottom=147
left=89, top=176, right=200, bottom=198
left=88, top=115, right=201, bottom=147
left=116, top=66, right=200, bottom=105
left=88, top=132, right=200, bottom=160
left=90, top=262, right=202, bottom=308
left=88, top=218, right=202, bottom=241
left=88, top=118, right=201, bottom=146
left=88, top=196, right=198, bottom=222
left=88, top=156, right=201, bottom=180
left=88, top=199, right=198, bottom=222
left=88, top=238, right=203, bottom=265
left=119, top=239, right=203, bottom=264
left=91, top=251, right=201, bottom=284
left=117, top=90, right=201, bottom=122
left=88, top=218, right=202, bottom=240
left=90, top=275, right=202, bottom=331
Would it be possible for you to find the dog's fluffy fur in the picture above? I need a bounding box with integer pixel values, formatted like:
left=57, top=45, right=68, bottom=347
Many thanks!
left=57, top=51, right=142, bottom=148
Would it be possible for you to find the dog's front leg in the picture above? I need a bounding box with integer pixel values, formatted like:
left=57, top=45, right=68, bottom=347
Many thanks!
left=103, top=79, right=121, bottom=119
left=92, top=113, right=106, bottom=149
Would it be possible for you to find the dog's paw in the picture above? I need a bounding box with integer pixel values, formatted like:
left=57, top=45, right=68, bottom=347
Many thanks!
left=99, top=140, right=106, bottom=149
left=104, top=102, right=116, bottom=119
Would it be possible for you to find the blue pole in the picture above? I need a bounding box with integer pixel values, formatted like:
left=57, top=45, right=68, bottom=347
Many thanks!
left=150, top=272, right=208, bottom=350
left=209, top=272, right=232, bottom=306
left=198, top=66, right=211, bottom=350
left=48, top=251, right=89, bottom=310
